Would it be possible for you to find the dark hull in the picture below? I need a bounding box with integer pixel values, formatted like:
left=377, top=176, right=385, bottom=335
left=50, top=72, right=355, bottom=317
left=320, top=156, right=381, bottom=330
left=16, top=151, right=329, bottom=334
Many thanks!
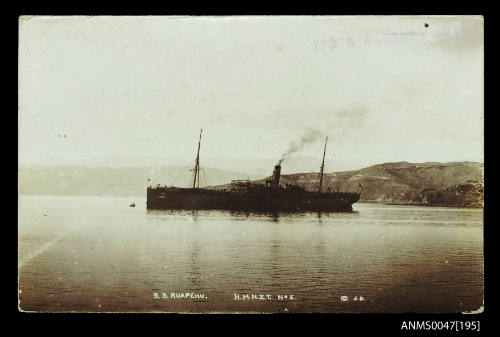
left=147, top=187, right=360, bottom=212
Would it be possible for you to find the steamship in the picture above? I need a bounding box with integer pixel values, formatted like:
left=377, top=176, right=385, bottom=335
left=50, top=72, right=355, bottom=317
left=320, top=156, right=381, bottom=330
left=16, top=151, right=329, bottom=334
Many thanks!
left=147, top=130, right=360, bottom=212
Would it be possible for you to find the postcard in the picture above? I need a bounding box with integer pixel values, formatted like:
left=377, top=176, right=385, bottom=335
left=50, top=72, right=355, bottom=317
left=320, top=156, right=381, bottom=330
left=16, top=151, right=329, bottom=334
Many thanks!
left=18, top=15, right=484, bottom=314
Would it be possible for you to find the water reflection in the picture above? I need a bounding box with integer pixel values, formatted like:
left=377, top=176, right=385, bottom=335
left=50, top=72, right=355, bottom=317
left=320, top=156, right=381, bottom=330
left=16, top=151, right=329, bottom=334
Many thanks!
left=316, top=212, right=323, bottom=225
left=229, top=210, right=280, bottom=222
left=147, top=209, right=361, bottom=225
left=19, top=196, right=484, bottom=313
left=189, top=239, right=202, bottom=289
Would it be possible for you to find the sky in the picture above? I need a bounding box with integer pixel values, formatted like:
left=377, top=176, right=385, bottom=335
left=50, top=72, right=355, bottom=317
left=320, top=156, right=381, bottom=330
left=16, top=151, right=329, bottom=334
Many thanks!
left=18, top=16, right=484, bottom=172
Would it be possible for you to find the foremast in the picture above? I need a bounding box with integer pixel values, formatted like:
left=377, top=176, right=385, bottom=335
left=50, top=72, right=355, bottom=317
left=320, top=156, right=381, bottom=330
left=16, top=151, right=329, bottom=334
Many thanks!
left=318, top=136, right=328, bottom=193
left=192, top=129, right=202, bottom=189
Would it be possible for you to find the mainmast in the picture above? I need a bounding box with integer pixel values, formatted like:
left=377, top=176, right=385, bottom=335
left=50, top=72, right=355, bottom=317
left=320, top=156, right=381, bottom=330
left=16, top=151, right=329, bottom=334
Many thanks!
left=318, top=136, right=328, bottom=194
left=192, top=129, right=202, bottom=189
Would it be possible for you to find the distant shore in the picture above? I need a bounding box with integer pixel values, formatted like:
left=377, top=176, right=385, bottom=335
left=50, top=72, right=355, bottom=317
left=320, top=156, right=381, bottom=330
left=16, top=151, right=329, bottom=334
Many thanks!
left=18, top=161, right=483, bottom=209
left=365, top=200, right=483, bottom=209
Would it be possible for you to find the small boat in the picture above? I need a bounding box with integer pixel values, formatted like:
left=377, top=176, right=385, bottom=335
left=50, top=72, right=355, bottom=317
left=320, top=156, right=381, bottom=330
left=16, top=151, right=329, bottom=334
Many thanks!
left=130, top=202, right=136, bottom=207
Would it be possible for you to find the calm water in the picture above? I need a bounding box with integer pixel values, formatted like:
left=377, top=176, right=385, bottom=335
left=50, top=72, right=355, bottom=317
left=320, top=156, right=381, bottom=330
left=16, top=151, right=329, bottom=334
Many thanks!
left=18, top=195, right=483, bottom=313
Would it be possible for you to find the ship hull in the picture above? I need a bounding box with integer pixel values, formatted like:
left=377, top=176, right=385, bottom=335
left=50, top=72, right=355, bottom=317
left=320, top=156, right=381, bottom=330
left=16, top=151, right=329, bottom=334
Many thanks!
left=147, top=187, right=360, bottom=212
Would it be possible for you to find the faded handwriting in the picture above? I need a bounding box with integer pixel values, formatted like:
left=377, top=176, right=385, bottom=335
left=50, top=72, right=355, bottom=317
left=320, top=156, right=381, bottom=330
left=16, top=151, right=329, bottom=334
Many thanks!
left=313, top=22, right=463, bottom=52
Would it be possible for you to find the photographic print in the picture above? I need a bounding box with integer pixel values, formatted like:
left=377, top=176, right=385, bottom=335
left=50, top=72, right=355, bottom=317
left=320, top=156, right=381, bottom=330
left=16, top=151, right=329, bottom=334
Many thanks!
left=18, top=15, right=484, bottom=313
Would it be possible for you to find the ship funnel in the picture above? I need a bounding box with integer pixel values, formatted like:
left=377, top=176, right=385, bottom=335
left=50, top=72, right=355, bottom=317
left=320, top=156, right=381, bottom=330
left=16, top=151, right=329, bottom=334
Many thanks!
left=271, top=165, right=281, bottom=188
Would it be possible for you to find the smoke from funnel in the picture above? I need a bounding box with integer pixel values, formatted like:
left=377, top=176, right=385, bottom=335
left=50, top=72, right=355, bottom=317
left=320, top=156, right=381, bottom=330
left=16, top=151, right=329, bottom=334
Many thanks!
left=278, top=130, right=324, bottom=165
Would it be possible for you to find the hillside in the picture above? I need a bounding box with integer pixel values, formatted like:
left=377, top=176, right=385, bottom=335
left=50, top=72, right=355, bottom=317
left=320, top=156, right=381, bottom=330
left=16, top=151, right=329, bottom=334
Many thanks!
left=18, top=162, right=484, bottom=208
left=212, top=161, right=484, bottom=208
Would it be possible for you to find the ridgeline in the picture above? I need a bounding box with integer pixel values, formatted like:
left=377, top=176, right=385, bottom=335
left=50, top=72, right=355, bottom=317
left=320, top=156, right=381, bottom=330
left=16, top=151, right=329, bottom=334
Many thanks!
left=19, top=161, right=483, bottom=208
left=213, top=161, right=484, bottom=208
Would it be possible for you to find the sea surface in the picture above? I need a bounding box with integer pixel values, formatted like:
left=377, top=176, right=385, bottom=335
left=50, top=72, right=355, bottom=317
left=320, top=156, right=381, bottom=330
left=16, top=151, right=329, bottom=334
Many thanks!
left=18, top=195, right=483, bottom=313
